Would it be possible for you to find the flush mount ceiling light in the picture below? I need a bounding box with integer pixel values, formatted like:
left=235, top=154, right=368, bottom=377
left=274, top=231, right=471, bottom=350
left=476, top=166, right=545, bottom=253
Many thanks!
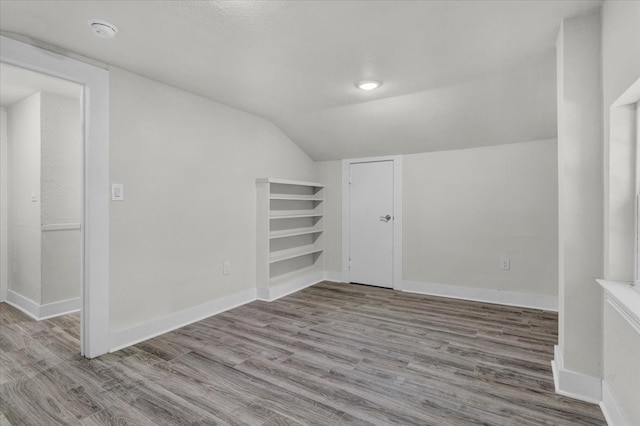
left=356, top=80, right=382, bottom=91
left=88, top=19, right=118, bottom=39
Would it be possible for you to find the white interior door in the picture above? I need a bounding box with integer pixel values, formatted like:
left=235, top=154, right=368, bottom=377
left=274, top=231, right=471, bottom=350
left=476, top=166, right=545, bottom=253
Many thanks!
left=349, top=161, right=394, bottom=288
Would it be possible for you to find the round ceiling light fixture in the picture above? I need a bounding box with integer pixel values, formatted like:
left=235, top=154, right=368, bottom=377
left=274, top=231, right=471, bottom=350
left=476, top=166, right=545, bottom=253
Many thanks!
left=356, top=80, right=382, bottom=91
left=88, top=19, right=119, bottom=39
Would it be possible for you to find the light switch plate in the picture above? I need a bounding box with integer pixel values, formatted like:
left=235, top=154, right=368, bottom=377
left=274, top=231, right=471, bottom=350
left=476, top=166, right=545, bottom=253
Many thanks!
left=111, top=183, right=124, bottom=201
left=500, top=256, right=510, bottom=270
left=223, top=261, right=231, bottom=275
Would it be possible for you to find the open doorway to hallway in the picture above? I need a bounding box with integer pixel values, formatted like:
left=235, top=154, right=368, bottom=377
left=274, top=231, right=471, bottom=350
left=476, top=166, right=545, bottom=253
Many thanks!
left=1, top=62, right=83, bottom=350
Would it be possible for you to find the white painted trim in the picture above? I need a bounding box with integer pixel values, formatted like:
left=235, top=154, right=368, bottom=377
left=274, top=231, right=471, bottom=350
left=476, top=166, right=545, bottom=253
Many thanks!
left=109, top=275, right=328, bottom=351
left=256, top=177, right=324, bottom=187
left=39, top=297, right=81, bottom=320
left=6, top=290, right=40, bottom=320
left=597, top=279, right=640, bottom=334
left=0, top=109, right=6, bottom=303
left=257, top=271, right=324, bottom=302
left=5, top=290, right=80, bottom=320
left=256, top=287, right=270, bottom=301
left=0, top=36, right=110, bottom=358
left=41, top=223, right=81, bottom=231
left=392, top=157, right=403, bottom=289
left=109, top=288, right=257, bottom=352
left=611, top=76, right=640, bottom=108
left=402, top=279, right=559, bottom=311
left=324, top=271, right=343, bottom=283
left=601, top=381, right=630, bottom=426
left=341, top=160, right=350, bottom=284
left=551, top=345, right=602, bottom=404
left=341, top=155, right=403, bottom=289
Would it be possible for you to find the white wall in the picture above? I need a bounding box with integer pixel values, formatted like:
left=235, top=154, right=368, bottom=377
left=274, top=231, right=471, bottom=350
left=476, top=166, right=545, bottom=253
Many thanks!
left=317, top=139, right=558, bottom=305
left=40, top=92, right=82, bottom=304
left=602, top=0, right=640, bottom=284
left=601, top=1, right=640, bottom=423
left=7, top=93, right=42, bottom=303
left=41, top=230, right=81, bottom=304
left=314, top=160, right=342, bottom=276
left=602, top=1, right=640, bottom=137
left=556, top=8, right=603, bottom=383
left=1, top=108, right=7, bottom=301
left=109, top=67, right=316, bottom=334
left=603, top=302, right=640, bottom=425
left=403, top=139, right=558, bottom=298
left=40, top=92, right=82, bottom=226
left=5, top=90, right=83, bottom=310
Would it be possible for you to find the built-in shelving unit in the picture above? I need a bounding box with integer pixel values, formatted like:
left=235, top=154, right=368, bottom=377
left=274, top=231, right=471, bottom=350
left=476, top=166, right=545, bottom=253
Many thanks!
left=256, top=178, right=325, bottom=301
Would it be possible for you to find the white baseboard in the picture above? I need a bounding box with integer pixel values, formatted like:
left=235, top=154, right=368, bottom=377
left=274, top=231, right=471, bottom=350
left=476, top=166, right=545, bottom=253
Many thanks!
left=551, top=345, right=602, bottom=404
left=109, top=287, right=256, bottom=352
left=256, top=287, right=270, bottom=301
left=111, top=272, right=331, bottom=353
left=5, top=290, right=40, bottom=320
left=600, top=381, right=629, bottom=426
left=323, top=271, right=343, bottom=283
left=401, top=279, right=558, bottom=311
left=5, top=290, right=80, bottom=320
left=39, top=297, right=81, bottom=320
left=257, top=271, right=324, bottom=302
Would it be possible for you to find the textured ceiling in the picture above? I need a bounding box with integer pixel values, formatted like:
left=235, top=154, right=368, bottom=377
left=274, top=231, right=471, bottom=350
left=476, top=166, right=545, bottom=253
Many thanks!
left=0, top=0, right=602, bottom=160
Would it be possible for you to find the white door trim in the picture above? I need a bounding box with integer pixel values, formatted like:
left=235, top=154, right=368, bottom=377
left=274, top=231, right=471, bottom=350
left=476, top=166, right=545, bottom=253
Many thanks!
left=0, top=36, right=110, bottom=358
left=342, top=156, right=403, bottom=289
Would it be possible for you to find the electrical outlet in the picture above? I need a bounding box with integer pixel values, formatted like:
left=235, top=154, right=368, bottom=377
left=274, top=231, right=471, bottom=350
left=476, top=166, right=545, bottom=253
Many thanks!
left=223, top=261, right=231, bottom=275
left=500, top=256, right=510, bottom=270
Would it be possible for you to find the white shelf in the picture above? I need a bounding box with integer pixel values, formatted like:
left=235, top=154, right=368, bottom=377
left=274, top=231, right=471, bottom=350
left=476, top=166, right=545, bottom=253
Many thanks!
left=257, top=178, right=324, bottom=188
left=270, top=212, right=323, bottom=219
left=270, top=227, right=323, bottom=239
left=257, top=177, right=325, bottom=294
left=269, top=245, right=323, bottom=264
left=270, top=194, right=324, bottom=201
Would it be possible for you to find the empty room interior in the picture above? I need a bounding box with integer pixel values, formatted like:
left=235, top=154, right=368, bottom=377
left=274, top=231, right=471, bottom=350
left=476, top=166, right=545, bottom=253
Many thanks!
left=0, top=0, right=639, bottom=425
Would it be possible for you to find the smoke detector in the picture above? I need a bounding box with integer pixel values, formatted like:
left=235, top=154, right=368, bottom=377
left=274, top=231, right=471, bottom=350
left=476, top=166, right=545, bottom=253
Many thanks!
left=88, top=19, right=118, bottom=39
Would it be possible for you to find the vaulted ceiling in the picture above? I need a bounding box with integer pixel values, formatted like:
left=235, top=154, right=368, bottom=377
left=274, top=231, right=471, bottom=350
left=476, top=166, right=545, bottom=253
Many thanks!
left=0, top=0, right=602, bottom=160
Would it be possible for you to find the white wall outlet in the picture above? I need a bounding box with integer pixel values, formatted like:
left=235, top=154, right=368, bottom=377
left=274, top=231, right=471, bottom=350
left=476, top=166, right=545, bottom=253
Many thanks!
left=223, top=261, right=231, bottom=275
left=111, top=183, right=124, bottom=201
left=500, top=256, right=511, bottom=270
left=31, top=191, right=37, bottom=202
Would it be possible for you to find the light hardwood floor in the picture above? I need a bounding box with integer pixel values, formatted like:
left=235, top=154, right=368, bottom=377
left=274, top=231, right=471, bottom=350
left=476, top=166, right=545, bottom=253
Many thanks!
left=1, top=281, right=605, bottom=425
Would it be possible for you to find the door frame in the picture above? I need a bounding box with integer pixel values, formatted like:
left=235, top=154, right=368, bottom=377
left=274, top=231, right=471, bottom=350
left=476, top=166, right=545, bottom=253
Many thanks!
left=341, top=155, right=403, bottom=289
left=0, top=36, right=110, bottom=358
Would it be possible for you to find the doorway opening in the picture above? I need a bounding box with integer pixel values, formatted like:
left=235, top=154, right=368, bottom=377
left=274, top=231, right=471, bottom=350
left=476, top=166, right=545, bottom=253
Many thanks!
left=1, top=35, right=110, bottom=358
left=1, top=62, right=83, bottom=327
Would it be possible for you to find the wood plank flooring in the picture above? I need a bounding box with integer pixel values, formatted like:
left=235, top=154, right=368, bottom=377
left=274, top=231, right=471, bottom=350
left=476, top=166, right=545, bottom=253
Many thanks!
left=1, top=281, right=606, bottom=425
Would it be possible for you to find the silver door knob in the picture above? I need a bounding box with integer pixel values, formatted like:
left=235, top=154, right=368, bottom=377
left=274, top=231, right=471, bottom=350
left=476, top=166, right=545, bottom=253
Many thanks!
left=379, top=215, right=392, bottom=222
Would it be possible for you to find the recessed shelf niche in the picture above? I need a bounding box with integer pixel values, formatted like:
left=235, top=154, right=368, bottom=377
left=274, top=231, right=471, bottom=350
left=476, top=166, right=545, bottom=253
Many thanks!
left=256, top=178, right=325, bottom=301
